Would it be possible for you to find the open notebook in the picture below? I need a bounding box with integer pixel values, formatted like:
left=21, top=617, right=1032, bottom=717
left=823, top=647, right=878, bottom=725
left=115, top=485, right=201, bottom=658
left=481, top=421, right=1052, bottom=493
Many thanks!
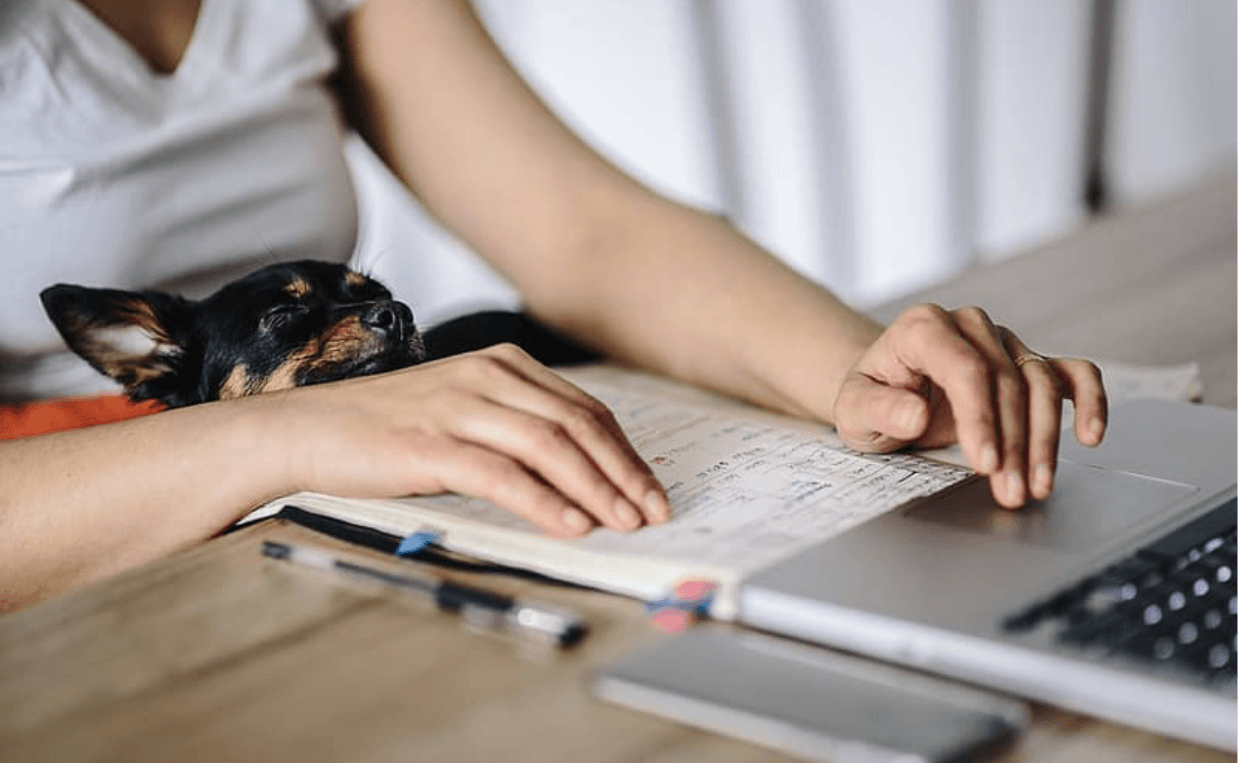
left=244, top=365, right=970, bottom=618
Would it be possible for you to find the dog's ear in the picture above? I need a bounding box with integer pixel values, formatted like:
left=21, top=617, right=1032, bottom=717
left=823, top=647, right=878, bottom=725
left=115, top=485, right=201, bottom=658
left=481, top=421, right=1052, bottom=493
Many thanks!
left=40, top=284, right=195, bottom=404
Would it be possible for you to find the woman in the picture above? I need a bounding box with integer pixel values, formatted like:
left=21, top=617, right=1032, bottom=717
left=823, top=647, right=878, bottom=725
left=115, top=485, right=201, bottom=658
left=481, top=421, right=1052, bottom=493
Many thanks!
left=0, top=0, right=1106, bottom=610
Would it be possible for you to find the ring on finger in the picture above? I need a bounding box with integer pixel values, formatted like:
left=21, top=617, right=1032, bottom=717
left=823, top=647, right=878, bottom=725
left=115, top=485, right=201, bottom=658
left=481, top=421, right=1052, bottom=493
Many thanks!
left=1013, top=351, right=1048, bottom=368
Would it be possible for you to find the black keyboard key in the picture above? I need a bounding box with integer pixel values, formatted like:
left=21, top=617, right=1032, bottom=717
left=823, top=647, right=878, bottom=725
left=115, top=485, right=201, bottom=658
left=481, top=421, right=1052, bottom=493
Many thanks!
left=1139, top=499, right=1237, bottom=563
left=1177, top=621, right=1200, bottom=646
left=1201, top=608, right=1225, bottom=631
left=1141, top=602, right=1165, bottom=627
left=1210, top=643, right=1233, bottom=670
left=1118, top=630, right=1175, bottom=663
left=1187, top=641, right=1234, bottom=673
left=1147, top=584, right=1190, bottom=614
left=1197, top=555, right=1233, bottom=585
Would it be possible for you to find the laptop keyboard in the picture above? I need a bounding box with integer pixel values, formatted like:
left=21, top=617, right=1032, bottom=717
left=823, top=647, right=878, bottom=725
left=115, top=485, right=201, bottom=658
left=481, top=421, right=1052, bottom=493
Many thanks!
left=1004, top=498, right=1237, bottom=686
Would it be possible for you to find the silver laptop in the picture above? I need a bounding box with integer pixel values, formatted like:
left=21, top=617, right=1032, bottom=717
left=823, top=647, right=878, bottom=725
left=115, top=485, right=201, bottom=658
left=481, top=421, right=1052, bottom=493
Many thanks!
left=740, top=399, right=1237, bottom=751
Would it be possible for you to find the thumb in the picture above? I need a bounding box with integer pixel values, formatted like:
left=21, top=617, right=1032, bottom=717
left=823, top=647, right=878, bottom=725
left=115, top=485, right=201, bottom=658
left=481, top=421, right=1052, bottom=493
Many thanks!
left=834, top=374, right=930, bottom=453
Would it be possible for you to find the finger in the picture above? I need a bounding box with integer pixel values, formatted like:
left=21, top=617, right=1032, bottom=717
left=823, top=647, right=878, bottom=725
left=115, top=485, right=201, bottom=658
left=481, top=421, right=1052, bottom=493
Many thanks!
left=1010, top=350, right=1065, bottom=501
left=887, top=306, right=1002, bottom=476
left=481, top=344, right=631, bottom=440
left=949, top=313, right=1030, bottom=508
left=397, top=433, right=597, bottom=538
left=833, top=372, right=930, bottom=453
left=442, top=391, right=651, bottom=532
left=469, top=345, right=670, bottom=522
left=1052, top=358, right=1107, bottom=447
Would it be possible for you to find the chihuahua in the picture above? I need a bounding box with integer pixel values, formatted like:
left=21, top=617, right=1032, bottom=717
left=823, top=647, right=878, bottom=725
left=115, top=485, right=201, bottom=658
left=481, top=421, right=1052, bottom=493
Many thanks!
left=40, top=260, right=427, bottom=408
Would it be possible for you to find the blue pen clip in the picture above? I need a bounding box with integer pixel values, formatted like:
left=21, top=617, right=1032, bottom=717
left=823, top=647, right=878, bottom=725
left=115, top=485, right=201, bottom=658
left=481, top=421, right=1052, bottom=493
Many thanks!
left=396, top=529, right=441, bottom=557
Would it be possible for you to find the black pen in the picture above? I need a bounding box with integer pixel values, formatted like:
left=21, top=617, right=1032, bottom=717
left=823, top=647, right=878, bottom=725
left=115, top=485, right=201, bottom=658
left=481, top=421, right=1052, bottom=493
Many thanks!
left=261, top=540, right=588, bottom=648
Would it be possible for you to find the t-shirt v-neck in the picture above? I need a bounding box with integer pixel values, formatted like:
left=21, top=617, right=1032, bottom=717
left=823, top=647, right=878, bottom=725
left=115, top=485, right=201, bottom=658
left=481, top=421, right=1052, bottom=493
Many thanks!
left=59, top=0, right=222, bottom=102
left=64, top=0, right=217, bottom=84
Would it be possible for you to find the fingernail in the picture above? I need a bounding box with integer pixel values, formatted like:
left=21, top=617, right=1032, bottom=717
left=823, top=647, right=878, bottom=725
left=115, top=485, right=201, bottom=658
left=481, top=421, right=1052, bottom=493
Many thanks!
left=562, top=507, right=592, bottom=534
left=1033, top=464, right=1052, bottom=497
left=645, top=489, right=671, bottom=523
left=1088, top=417, right=1105, bottom=444
left=1006, top=472, right=1024, bottom=505
left=979, top=444, right=999, bottom=474
left=613, top=499, right=641, bottom=530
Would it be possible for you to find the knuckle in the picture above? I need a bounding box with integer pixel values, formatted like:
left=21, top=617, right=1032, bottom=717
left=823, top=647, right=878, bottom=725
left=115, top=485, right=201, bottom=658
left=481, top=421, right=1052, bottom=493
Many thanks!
left=560, top=405, right=604, bottom=438
left=487, top=342, right=531, bottom=363
left=994, top=369, right=1027, bottom=400
left=1078, top=359, right=1104, bottom=383
left=461, top=353, right=509, bottom=383
left=580, top=394, right=614, bottom=422
left=899, top=316, right=940, bottom=348
left=1019, top=356, right=1058, bottom=384
left=1037, top=365, right=1068, bottom=396
left=900, top=303, right=948, bottom=327
left=528, top=419, right=572, bottom=450
left=1058, top=356, right=1094, bottom=374
left=629, top=470, right=661, bottom=496
left=953, top=305, right=990, bottom=327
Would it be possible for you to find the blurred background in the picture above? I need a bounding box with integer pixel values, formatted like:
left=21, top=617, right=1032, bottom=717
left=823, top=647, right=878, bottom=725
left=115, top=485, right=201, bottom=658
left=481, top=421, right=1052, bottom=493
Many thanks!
left=348, top=0, right=1236, bottom=326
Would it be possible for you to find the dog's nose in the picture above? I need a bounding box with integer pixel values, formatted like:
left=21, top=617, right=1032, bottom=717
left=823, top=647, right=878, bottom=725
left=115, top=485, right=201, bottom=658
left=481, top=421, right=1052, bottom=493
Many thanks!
left=363, top=300, right=413, bottom=339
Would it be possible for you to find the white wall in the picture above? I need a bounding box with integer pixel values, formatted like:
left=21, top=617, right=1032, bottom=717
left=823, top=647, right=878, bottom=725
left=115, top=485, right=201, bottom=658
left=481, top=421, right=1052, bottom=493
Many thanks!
left=976, top=0, right=1091, bottom=260
left=352, top=0, right=1237, bottom=324
left=1110, top=0, right=1238, bottom=202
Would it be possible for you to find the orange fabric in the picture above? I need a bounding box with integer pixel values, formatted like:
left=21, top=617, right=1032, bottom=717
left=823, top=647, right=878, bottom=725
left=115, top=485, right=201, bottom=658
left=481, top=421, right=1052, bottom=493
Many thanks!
left=0, top=395, right=166, bottom=440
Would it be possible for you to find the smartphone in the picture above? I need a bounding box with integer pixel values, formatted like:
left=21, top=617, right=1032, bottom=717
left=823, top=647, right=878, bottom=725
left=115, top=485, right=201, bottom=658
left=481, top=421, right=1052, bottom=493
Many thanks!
left=594, top=628, right=1027, bottom=763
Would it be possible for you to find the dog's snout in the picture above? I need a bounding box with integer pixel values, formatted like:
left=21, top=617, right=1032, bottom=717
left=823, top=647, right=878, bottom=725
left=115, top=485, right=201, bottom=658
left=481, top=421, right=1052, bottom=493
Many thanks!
left=363, top=300, right=413, bottom=339
left=365, top=303, right=396, bottom=332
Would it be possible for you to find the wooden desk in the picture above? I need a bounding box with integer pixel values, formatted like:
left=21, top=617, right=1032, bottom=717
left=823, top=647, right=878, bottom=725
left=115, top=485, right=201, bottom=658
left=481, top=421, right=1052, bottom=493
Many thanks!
left=2, top=170, right=1234, bottom=763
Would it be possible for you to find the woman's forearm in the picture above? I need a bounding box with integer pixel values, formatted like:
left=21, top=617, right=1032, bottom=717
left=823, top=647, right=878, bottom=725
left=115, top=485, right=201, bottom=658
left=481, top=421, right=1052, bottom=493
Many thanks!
left=0, top=398, right=286, bottom=610
left=337, top=0, right=879, bottom=422
left=522, top=192, right=883, bottom=423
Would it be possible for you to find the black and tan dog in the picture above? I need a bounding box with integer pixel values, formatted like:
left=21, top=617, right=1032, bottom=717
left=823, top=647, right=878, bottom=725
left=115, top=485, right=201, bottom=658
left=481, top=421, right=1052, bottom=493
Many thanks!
left=40, top=260, right=428, bottom=408
left=40, top=259, right=596, bottom=409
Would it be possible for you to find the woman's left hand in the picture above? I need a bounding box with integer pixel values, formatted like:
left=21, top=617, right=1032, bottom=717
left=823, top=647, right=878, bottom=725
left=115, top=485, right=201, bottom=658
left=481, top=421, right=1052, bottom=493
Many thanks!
left=832, top=304, right=1107, bottom=507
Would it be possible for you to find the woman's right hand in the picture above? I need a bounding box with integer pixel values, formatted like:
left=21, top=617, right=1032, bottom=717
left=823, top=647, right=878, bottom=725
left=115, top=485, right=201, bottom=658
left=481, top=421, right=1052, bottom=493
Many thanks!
left=257, top=343, right=669, bottom=537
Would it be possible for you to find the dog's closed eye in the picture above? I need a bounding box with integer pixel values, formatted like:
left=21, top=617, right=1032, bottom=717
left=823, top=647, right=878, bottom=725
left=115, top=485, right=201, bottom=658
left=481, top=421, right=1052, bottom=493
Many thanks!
left=260, top=303, right=310, bottom=332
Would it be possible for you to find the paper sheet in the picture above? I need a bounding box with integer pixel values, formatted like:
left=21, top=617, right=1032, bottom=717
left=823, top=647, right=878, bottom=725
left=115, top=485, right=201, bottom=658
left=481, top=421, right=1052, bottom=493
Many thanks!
left=573, top=380, right=971, bottom=573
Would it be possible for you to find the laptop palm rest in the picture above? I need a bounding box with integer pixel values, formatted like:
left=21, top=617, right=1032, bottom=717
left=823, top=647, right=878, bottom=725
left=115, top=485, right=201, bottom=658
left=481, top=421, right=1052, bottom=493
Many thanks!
left=905, top=460, right=1197, bottom=553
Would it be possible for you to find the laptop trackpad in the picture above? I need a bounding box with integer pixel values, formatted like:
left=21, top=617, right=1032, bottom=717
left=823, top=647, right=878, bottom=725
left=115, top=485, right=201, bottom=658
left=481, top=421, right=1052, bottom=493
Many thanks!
left=906, top=460, right=1197, bottom=552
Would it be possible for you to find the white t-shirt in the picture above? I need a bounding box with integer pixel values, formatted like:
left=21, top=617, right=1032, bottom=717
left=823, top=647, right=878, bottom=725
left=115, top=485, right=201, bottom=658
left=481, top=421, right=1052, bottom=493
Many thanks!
left=0, top=0, right=366, bottom=401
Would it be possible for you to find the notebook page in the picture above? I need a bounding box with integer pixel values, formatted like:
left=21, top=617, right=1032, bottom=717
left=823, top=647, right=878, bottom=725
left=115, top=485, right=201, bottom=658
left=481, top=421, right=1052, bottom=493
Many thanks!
left=564, top=369, right=971, bottom=575
left=415, top=367, right=971, bottom=577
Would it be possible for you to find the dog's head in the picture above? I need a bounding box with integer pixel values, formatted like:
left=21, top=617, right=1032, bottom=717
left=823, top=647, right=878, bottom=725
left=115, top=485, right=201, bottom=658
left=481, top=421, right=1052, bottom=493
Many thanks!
left=40, top=260, right=426, bottom=408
